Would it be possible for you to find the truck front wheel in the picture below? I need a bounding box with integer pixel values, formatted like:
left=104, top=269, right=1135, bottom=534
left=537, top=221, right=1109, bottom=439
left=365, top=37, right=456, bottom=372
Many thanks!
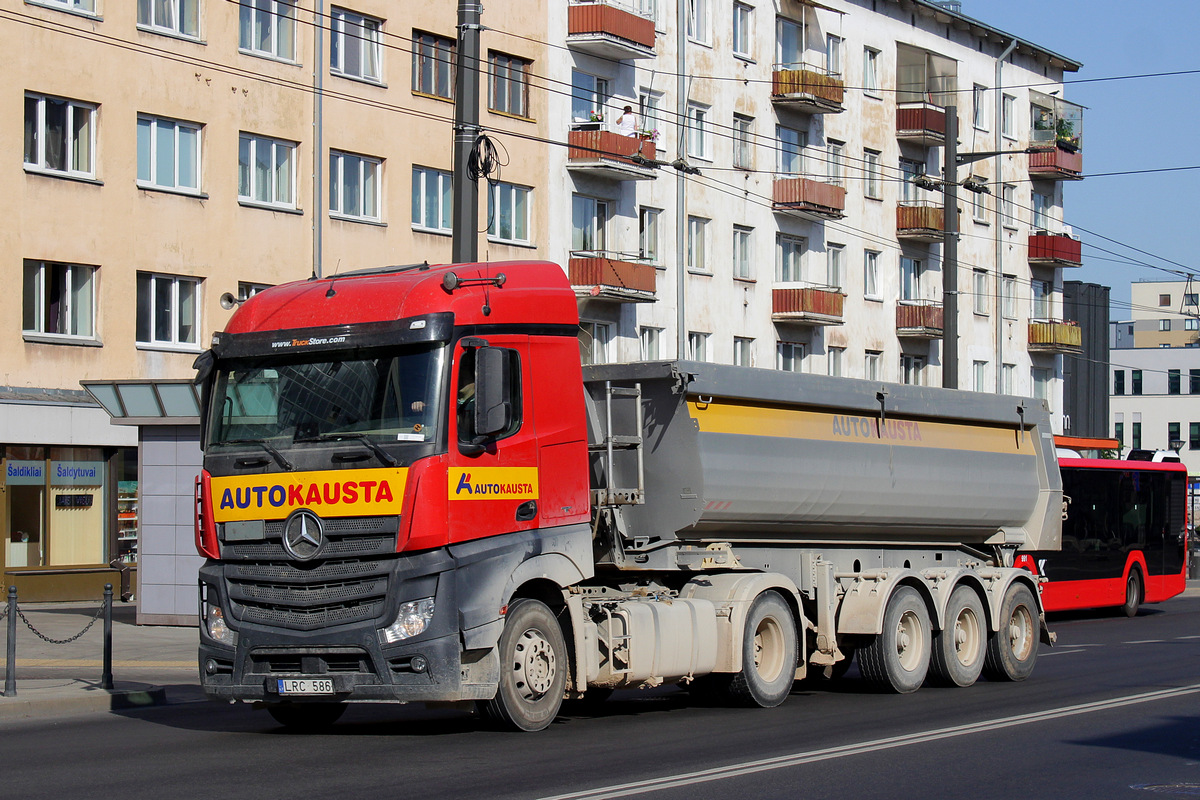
left=481, top=599, right=568, bottom=732
left=728, top=591, right=798, bottom=708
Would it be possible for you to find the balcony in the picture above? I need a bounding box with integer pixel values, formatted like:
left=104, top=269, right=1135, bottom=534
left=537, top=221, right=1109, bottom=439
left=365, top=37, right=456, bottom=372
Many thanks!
left=896, top=102, right=946, bottom=147
left=896, top=202, right=944, bottom=241
left=566, top=0, right=655, bottom=60
left=567, top=130, right=658, bottom=181
left=1028, top=320, right=1083, bottom=354
left=771, top=286, right=844, bottom=326
left=1028, top=233, right=1082, bottom=268
left=771, top=67, right=845, bottom=115
left=896, top=301, right=944, bottom=339
left=772, top=176, right=846, bottom=220
left=1027, top=145, right=1084, bottom=181
left=568, top=254, right=657, bottom=303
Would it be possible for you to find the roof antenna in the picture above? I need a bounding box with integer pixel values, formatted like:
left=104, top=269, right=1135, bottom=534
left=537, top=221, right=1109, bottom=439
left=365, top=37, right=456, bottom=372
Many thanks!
left=325, top=260, right=342, bottom=298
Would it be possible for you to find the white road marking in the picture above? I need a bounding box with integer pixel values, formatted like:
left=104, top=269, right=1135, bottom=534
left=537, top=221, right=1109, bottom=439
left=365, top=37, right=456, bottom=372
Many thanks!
left=1039, top=649, right=1085, bottom=656
left=1176, top=635, right=1200, bottom=640
left=1126, top=640, right=1166, bottom=645
left=537, top=684, right=1200, bottom=800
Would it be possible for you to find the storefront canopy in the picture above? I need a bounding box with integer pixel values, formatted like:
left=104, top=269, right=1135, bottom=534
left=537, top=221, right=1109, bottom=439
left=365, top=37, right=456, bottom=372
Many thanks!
left=81, top=379, right=201, bottom=426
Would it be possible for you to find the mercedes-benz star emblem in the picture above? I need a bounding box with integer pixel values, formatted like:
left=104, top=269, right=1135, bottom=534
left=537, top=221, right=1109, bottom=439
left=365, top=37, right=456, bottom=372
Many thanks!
left=282, top=510, right=325, bottom=561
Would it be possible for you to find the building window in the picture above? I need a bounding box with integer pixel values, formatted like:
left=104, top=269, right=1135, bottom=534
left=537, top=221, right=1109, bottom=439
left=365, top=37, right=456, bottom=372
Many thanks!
left=863, top=47, right=880, bottom=97
left=1160, top=319, right=1172, bottom=331
left=638, top=90, right=662, bottom=137
left=579, top=321, right=611, bottom=365
left=734, top=337, right=755, bottom=367
left=412, top=31, right=455, bottom=99
left=1032, top=280, right=1052, bottom=320
left=777, top=125, right=804, bottom=174
left=32, top=0, right=96, bottom=12
left=777, top=342, right=805, bottom=372
left=138, top=0, right=199, bottom=37
left=1187, top=318, right=1199, bottom=331
left=686, top=0, right=710, bottom=44
left=1115, top=421, right=1124, bottom=448
left=1169, top=422, right=1181, bottom=447
left=136, top=273, right=199, bottom=348
left=571, top=70, right=608, bottom=124
left=22, top=260, right=96, bottom=340
left=639, top=207, right=661, bottom=264
left=238, top=133, right=296, bottom=209
left=733, top=226, right=753, bottom=280
left=1169, top=369, right=1181, bottom=395
left=239, top=0, right=297, bottom=60
left=777, top=234, right=805, bottom=282
left=1001, top=93, right=1016, bottom=138
left=733, top=115, right=753, bottom=170
left=687, top=216, right=709, bottom=273
left=1187, top=293, right=1199, bottom=307
left=687, top=103, right=711, bottom=160
left=411, top=166, right=452, bottom=232
left=973, top=269, right=989, bottom=315
left=901, top=355, right=926, bottom=386
left=970, top=177, right=989, bottom=224
left=775, top=16, right=802, bottom=68
left=1114, top=370, right=1125, bottom=395
left=238, top=282, right=272, bottom=301
left=1032, top=191, right=1052, bottom=231
left=900, top=257, right=921, bottom=302
left=827, top=140, right=845, bottom=186
left=828, top=347, right=844, bottom=377
left=640, top=326, right=662, bottom=360
left=899, top=158, right=922, bottom=204
left=1002, top=274, right=1017, bottom=318
left=972, top=84, right=988, bottom=130
left=571, top=194, right=608, bottom=255
left=973, top=361, right=987, bottom=393
left=826, top=34, right=842, bottom=76
left=491, top=53, right=530, bottom=117
left=23, top=93, right=95, bottom=178
left=329, top=150, right=381, bottom=221
left=1001, top=185, right=1017, bottom=228
left=1032, top=367, right=1050, bottom=408
left=1159, top=293, right=1171, bottom=307
left=1002, top=363, right=1015, bottom=395
left=137, top=115, right=200, bottom=192
left=1132, top=369, right=1143, bottom=395
left=1191, top=422, right=1200, bottom=451
left=864, top=149, right=882, bottom=199
left=487, top=182, right=531, bottom=244
left=826, top=244, right=843, bottom=290
left=865, top=350, right=882, bottom=381
left=1132, top=421, right=1142, bottom=450
left=732, top=3, right=753, bottom=58
left=688, top=331, right=710, bottom=362
left=331, top=8, right=383, bottom=82
left=1191, top=369, right=1200, bottom=394
left=864, top=250, right=880, bottom=299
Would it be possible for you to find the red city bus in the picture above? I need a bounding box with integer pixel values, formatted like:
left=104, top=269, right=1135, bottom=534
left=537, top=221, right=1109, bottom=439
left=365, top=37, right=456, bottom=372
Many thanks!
left=1016, top=455, right=1189, bottom=616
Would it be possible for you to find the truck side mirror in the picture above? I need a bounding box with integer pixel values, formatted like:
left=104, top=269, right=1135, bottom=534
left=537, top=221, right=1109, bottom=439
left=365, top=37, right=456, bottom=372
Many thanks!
left=473, top=346, right=512, bottom=438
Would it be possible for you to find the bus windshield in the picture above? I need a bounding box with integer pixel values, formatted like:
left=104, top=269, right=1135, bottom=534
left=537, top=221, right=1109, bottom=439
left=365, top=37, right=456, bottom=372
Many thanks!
left=207, top=343, right=447, bottom=448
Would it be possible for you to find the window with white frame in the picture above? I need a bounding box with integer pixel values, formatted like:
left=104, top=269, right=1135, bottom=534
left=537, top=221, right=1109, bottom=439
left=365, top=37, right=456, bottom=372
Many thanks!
left=136, top=272, right=199, bottom=347
left=239, top=0, right=297, bottom=60
left=138, top=0, right=199, bottom=37
left=640, top=326, right=662, bottom=360
left=638, top=90, right=662, bottom=137
left=412, top=31, right=455, bottom=99
left=686, top=0, right=710, bottom=44
left=828, top=347, right=844, bottom=377
left=488, top=182, right=531, bottom=244
left=733, top=115, right=753, bottom=170
left=1032, top=280, right=1052, bottom=319
left=687, top=216, right=709, bottom=273
left=238, top=133, right=296, bottom=208
left=900, top=256, right=921, bottom=301
left=331, top=8, right=383, bottom=82
left=22, top=260, right=96, bottom=339
left=864, top=149, right=882, bottom=199
left=579, top=321, right=611, bottom=365
left=572, top=194, right=608, bottom=255
left=23, top=93, right=95, bottom=177
left=571, top=70, right=608, bottom=124
left=733, top=225, right=754, bottom=280
left=1001, top=93, right=1016, bottom=138
left=970, top=176, right=989, bottom=223
left=687, top=103, right=711, bottom=160
left=491, top=53, right=530, bottom=117
left=33, top=0, right=96, bottom=13
left=1001, top=184, right=1017, bottom=228
left=1002, top=274, right=1017, bottom=318
left=639, top=207, right=661, bottom=263
left=734, top=337, right=755, bottom=367
left=864, top=250, right=881, bottom=299
left=1032, top=367, right=1051, bottom=408
left=1032, top=190, right=1053, bottom=231
left=777, top=342, right=805, bottom=372
left=899, top=158, right=923, bottom=204
left=827, top=244, right=844, bottom=290
left=411, top=166, right=452, bottom=232
left=777, top=125, right=805, bottom=174
left=237, top=282, right=272, bottom=301
left=777, top=234, right=805, bottom=282
left=973, top=269, right=989, bottom=315
left=137, top=115, right=200, bottom=192
left=826, top=34, right=842, bottom=76
left=330, top=150, right=381, bottom=221
left=863, top=47, right=880, bottom=97
left=1002, top=363, right=1015, bottom=395
left=776, top=17, right=802, bottom=69
left=688, top=331, right=710, bottom=362
left=973, top=84, right=988, bottom=130
left=901, top=355, right=926, bottom=386
left=827, top=140, right=844, bottom=186
left=1160, top=319, right=1171, bottom=332
left=733, top=3, right=753, bottom=58
left=973, top=361, right=988, bottom=392
left=1187, top=318, right=1199, bottom=331
left=865, top=350, right=882, bottom=381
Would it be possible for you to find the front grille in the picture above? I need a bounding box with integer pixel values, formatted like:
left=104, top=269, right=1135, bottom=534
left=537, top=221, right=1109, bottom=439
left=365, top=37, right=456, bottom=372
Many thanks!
left=249, top=649, right=373, bottom=675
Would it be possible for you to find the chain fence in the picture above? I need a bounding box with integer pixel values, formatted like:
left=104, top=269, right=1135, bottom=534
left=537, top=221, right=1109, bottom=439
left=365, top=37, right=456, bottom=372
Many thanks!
left=3, top=584, right=114, bottom=697
left=16, top=601, right=105, bottom=645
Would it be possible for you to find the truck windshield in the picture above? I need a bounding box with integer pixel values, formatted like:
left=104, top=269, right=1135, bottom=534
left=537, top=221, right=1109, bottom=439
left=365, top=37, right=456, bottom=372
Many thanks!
left=207, top=344, right=446, bottom=448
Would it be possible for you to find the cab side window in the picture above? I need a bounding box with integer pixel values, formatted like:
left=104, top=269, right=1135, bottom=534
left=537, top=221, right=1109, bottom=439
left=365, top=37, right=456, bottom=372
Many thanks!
left=457, top=346, right=522, bottom=444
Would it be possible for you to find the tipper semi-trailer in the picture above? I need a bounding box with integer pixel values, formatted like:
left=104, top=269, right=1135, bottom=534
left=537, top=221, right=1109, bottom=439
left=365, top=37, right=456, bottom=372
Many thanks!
left=193, top=260, right=1062, bottom=731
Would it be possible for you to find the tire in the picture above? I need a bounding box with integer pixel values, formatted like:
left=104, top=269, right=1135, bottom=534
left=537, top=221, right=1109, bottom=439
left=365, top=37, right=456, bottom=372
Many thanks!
left=983, top=582, right=1039, bottom=682
left=858, top=586, right=931, bottom=694
left=1122, top=569, right=1143, bottom=618
left=480, top=599, right=568, bottom=732
left=728, top=591, right=798, bottom=708
left=929, top=585, right=986, bottom=688
left=265, top=703, right=346, bottom=731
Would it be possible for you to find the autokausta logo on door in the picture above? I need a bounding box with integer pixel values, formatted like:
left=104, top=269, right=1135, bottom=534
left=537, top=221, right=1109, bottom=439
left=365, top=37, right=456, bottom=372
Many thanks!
left=210, top=468, right=408, bottom=522
left=449, top=468, right=538, bottom=501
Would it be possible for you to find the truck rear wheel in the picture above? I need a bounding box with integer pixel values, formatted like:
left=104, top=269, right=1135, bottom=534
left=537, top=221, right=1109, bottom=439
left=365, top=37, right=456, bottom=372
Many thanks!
left=481, top=599, right=567, bottom=732
left=728, top=591, right=797, bottom=708
left=265, top=703, right=346, bottom=731
left=929, top=585, right=985, bottom=687
left=859, top=586, right=931, bottom=694
left=983, top=583, right=1038, bottom=682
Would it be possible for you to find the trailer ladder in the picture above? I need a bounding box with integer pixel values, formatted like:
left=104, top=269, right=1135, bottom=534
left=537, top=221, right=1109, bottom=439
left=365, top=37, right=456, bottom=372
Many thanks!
left=590, top=381, right=645, bottom=506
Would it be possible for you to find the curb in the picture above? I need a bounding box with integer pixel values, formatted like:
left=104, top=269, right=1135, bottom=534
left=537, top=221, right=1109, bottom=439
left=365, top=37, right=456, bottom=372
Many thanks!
left=0, top=682, right=167, bottom=720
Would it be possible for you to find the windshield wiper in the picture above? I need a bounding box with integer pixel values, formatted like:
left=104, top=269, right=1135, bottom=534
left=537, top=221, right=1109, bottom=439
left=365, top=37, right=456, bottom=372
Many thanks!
left=295, top=433, right=398, bottom=467
left=217, top=438, right=295, bottom=471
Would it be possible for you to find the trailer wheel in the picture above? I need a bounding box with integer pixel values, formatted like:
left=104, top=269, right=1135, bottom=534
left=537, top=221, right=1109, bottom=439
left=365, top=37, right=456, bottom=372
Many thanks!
left=481, top=599, right=567, bottom=732
left=858, top=586, right=930, bottom=694
left=983, top=583, right=1038, bottom=682
left=728, top=591, right=797, bottom=708
left=929, top=585, right=985, bottom=687
left=1122, top=568, right=1143, bottom=618
left=265, top=703, right=346, bottom=731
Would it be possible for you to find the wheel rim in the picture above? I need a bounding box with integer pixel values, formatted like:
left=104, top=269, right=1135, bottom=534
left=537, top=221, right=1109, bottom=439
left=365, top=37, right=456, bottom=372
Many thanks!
left=753, top=616, right=787, bottom=683
left=895, top=609, right=925, bottom=672
left=512, top=627, right=556, bottom=701
left=1127, top=575, right=1139, bottom=606
left=1006, top=604, right=1034, bottom=661
left=952, top=606, right=982, bottom=668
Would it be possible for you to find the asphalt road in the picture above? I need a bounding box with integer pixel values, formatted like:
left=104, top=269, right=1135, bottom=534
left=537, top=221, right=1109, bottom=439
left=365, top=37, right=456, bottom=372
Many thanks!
left=5, top=598, right=1200, bottom=800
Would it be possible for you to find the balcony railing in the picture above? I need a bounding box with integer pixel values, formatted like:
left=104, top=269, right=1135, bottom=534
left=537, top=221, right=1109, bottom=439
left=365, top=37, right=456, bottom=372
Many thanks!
left=568, top=253, right=657, bottom=303
left=771, top=66, right=845, bottom=114
left=567, top=130, right=658, bottom=180
left=897, top=202, right=944, bottom=241
left=1027, top=145, right=1084, bottom=181
left=1028, top=320, right=1083, bottom=354
left=1028, top=233, right=1082, bottom=268
left=896, top=300, right=944, bottom=339
left=896, top=102, right=946, bottom=147
left=567, top=0, right=656, bottom=60
left=772, top=175, right=846, bottom=220
left=771, top=285, right=844, bottom=326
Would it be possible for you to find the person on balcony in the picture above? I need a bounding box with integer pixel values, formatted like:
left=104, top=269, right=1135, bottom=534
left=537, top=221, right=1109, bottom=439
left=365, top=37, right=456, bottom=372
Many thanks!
left=615, top=105, right=637, bottom=137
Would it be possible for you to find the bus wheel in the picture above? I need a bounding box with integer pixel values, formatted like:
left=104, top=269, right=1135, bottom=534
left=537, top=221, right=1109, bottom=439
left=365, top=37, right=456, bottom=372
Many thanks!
left=983, top=583, right=1038, bottom=682
left=728, top=591, right=797, bottom=708
left=1122, top=569, right=1143, bottom=618
left=266, top=703, right=346, bottom=731
left=481, top=599, right=567, bottom=732
left=930, top=585, right=985, bottom=687
left=859, top=586, right=931, bottom=694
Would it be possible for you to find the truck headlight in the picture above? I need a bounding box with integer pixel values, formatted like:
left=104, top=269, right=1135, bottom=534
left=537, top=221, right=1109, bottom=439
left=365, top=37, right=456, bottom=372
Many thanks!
left=379, top=598, right=435, bottom=644
left=206, top=602, right=238, bottom=646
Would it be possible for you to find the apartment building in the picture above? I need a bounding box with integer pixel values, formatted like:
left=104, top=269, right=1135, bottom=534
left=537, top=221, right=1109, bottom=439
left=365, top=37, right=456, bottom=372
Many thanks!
left=1112, top=280, right=1200, bottom=350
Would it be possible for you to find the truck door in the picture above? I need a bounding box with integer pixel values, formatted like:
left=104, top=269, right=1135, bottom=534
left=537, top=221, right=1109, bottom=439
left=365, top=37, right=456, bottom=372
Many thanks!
left=446, top=336, right=540, bottom=545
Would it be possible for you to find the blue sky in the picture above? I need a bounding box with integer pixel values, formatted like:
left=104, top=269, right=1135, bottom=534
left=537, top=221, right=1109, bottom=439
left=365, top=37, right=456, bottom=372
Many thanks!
left=968, top=0, right=1199, bottom=320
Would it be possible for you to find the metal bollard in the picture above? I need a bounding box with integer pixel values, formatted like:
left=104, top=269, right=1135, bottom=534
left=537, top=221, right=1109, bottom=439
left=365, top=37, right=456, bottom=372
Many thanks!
left=5, top=586, right=16, bottom=697
left=102, top=584, right=113, bottom=690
